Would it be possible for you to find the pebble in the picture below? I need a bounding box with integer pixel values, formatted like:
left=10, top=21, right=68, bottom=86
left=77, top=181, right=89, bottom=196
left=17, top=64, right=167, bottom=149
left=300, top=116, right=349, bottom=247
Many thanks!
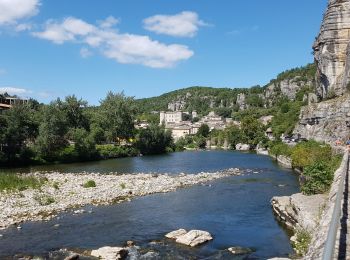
left=0, top=168, right=254, bottom=229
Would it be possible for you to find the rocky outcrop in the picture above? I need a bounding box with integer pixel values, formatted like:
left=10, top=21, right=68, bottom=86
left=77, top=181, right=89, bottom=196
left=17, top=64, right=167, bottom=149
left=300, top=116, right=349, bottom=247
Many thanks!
left=236, top=143, right=250, bottom=151
left=265, top=78, right=313, bottom=102
left=277, top=155, right=293, bottom=169
left=313, top=0, right=350, bottom=99
left=271, top=193, right=327, bottom=232
left=165, top=229, right=213, bottom=247
left=236, top=93, right=247, bottom=110
left=91, top=246, right=128, bottom=260
left=293, top=94, right=350, bottom=144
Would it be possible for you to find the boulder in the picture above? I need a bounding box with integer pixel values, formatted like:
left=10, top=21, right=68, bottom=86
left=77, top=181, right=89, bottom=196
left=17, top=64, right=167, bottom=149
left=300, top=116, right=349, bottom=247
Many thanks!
left=228, top=246, right=253, bottom=255
left=175, top=230, right=213, bottom=247
left=165, top=228, right=187, bottom=239
left=90, top=246, right=128, bottom=260
left=235, top=143, right=250, bottom=151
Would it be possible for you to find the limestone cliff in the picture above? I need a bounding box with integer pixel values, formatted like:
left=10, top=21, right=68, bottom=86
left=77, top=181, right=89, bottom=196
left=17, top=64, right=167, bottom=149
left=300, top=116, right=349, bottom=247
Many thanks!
left=313, top=0, right=350, bottom=99
left=294, top=94, right=350, bottom=144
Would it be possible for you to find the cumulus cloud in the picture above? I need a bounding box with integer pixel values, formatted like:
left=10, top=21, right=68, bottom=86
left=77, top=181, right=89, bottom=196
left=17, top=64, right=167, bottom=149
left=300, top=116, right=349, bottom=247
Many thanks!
left=33, top=16, right=194, bottom=68
left=0, top=0, right=40, bottom=25
left=143, top=11, right=207, bottom=37
left=0, top=87, right=32, bottom=95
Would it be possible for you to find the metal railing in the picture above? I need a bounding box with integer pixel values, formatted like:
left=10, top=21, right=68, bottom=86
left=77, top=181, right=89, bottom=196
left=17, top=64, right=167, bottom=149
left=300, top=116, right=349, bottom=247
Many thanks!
left=322, top=152, right=349, bottom=260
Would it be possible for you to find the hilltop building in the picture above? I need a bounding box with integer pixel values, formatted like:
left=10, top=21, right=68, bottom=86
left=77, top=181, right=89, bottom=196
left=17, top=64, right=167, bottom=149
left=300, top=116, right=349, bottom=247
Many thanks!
left=0, top=94, right=28, bottom=112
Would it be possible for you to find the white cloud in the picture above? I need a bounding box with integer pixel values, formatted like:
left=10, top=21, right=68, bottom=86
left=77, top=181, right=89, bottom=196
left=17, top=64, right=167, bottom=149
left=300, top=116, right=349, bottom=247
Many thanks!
left=33, top=16, right=194, bottom=68
left=98, top=16, right=119, bottom=29
left=0, top=0, right=40, bottom=25
left=32, top=17, right=95, bottom=44
left=0, top=87, right=32, bottom=96
left=80, top=47, right=92, bottom=58
left=143, top=11, right=208, bottom=37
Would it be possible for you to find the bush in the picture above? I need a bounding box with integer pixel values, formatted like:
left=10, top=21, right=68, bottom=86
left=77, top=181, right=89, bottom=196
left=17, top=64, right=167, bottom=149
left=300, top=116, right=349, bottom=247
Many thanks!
left=83, top=180, right=96, bottom=188
left=292, top=229, right=312, bottom=256
left=96, top=145, right=138, bottom=159
left=301, top=161, right=334, bottom=195
left=269, top=141, right=292, bottom=157
left=34, top=194, right=55, bottom=206
left=291, top=140, right=332, bottom=169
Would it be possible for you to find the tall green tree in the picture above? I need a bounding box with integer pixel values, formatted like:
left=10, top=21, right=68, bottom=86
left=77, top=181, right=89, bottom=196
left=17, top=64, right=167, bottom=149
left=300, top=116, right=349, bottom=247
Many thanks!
left=35, top=100, right=68, bottom=161
left=0, top=104, right=38, bottom=163
left=136, top=124, right=173, bottom=155
left=99, top=92, right=137, bottom=143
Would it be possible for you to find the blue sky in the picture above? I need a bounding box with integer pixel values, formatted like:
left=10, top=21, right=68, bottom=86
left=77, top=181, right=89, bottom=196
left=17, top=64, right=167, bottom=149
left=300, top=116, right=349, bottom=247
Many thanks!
left=0, top=0, right=327, bottom=104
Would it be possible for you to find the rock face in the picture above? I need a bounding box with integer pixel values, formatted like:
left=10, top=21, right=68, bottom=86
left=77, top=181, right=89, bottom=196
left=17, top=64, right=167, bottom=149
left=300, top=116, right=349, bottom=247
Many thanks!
left=91, top=246, right=128, bottom=260
left=313, top=0, right=350, bottom=99
left=236, top=93, right=247, bottom=110
left=271, top=193, right=327, bottom=232
left=294, top=94, right=350, bottom=144
left=165, top=229, right=213, bottom=247
left=276, top=155, right=293, bottom=169
left=265, top=79, right=313, bottom=102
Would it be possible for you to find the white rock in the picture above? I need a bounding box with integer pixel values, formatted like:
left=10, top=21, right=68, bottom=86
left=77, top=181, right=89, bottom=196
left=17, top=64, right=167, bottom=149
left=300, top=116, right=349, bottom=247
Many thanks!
left=165, top=228, right=187, bottom=239
left=91, top=246, right=128, bottom=260
left=235, top=143, right=250, bottom=151
left=175, top=230, right=213, bottom=247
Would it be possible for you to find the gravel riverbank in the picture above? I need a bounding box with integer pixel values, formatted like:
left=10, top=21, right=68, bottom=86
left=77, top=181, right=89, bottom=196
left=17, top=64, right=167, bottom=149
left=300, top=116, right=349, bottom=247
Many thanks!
left=0, top=168, right=241, bottom=230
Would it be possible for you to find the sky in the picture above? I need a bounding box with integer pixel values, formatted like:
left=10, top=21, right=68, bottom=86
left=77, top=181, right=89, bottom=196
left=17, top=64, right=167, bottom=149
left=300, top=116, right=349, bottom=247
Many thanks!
left=0, top=0, right=327, bottom=105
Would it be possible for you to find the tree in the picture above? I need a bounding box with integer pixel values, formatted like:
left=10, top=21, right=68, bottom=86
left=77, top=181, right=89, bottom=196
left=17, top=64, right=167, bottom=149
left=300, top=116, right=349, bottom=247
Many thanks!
left=62, top=95, right=88, bottom=129
left=240, top=116, right=265, bottom=146
left=0, top=104, right=38, bottom=163
left=225, top=125, right=243, bottom=148
left=99, top=92, right=136, bottom=143
left=35, top=100, right=68, bottom=161
left=136, top=124, right=173, bottom=155
left=197, top=124, right=210, bottom=137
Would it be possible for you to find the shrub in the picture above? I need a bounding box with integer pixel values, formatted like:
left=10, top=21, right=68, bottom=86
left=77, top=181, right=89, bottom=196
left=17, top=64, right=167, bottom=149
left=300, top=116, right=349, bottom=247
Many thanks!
left=269, top=141, right=292, bottom=157
left=301, top=161, right=334, bottom=195
left=120, top=183, right=126, bottom=189
left=96, top=145, right=138, bottom=159
left=83, top=180, right=96, bottom=188
left=34, top=194, right=55, bottom=206
left=291, top=140, right=332, bottom=169
left=292, top=229, right=312, bottom=256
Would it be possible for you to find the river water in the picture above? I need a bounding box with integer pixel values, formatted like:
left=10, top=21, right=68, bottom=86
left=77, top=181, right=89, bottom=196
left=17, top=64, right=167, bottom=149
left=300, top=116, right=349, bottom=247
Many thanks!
left=0, top=151, right=299, bottom=259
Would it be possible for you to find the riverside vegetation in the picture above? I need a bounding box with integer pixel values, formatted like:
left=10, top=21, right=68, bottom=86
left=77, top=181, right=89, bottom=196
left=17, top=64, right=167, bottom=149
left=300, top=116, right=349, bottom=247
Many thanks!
left=0, top=63, right=339, bottom=195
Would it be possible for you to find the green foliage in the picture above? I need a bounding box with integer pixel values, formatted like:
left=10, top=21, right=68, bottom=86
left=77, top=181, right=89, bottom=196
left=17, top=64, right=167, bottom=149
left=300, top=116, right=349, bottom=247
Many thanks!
left=96, top=144, right=138, bottom=159
left=98, top=92, right=137, bottom=142
left=301, top=161, right=334, bottom=195
left=269, top=141, right=292, bottom=157
left=197, top=124, right=210, bottom=137
left=34, top=100, right=69, bottom=161
left=136, top=124, right=174, bottom=155
left=291, top=140, right=332, bottom=169
left=240, top=116, right=265, bottom=146
left=83, top=180, right=96, bottom=188
left=0, top=173, right=47, bottom=191
left=271, top=100, right=302, bottom=138
left=34, top=194, right=55, bottom=205
left=292, top=229, right=312, bottom=256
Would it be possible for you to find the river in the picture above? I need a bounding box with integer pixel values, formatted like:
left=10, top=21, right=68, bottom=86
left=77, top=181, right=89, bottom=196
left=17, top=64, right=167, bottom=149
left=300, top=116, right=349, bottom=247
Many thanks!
left=0, top=151, right=299, bottom=259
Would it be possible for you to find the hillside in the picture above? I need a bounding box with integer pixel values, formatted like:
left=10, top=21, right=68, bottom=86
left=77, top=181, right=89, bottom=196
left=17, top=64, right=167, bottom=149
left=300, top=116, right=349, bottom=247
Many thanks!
left=136, top=63, right=317, bottom=117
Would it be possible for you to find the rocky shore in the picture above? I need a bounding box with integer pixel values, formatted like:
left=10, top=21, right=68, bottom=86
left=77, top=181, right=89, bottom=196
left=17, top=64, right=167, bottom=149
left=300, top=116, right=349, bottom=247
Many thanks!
left=0, top=168, right=241, bottom=230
